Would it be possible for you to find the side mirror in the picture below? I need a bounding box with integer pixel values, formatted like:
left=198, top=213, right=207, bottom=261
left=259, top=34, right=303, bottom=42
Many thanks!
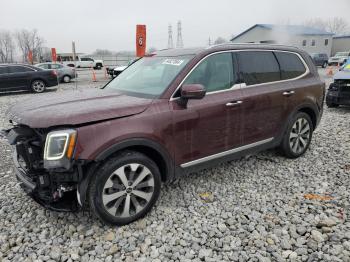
left=180, top=84, right=206, bottom=100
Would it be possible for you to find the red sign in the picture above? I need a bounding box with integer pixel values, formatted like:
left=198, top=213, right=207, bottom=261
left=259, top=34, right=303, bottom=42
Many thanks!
left=51, top=48, right=57, bottom=62
left=28, top=50, right=33, bottom=64
left=136, top=25, right=146, bottom=57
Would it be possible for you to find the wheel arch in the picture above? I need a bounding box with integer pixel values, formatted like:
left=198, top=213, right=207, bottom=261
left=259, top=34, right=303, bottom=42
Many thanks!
left=77, top=138, right=174, bottom=207
left=30, top=78, right=48, bottom=88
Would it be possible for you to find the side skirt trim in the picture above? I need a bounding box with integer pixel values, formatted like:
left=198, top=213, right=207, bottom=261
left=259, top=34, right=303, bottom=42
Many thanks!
left=180, top=137, right=274, bottom=168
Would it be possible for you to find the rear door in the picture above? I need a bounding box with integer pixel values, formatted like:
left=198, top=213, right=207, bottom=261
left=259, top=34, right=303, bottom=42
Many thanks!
left=7, top=65, right=35, bottom=90
left=237, top=50, right=294, bottom=145
left=0, top=66, right=9, bottom=90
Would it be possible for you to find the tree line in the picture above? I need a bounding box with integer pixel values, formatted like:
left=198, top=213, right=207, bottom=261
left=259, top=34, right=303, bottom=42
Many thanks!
left=0, top=29, right=48, bottom=63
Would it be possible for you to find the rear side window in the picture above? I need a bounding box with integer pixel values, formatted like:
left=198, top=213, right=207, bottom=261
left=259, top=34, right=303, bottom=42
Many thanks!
left=237, top=51, right=280, bottom=85
left=38, top=64, right=49, bottom=69
left=274, top=52, right=306, bottom=80
left=0, top=66, right=8, bottom=75
left=8, top=66, right=34, bottom=73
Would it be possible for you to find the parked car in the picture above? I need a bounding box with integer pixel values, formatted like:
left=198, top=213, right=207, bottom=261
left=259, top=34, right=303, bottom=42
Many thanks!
left=328, top=51, right=350, bottom=66
left=2, top=44, right=324, bottom=225
left=326, top=62, right=350, bottom=107
left=106, top=65, right=127, bottom=78
left=311, top=53, right=329, bottom=68
left=0, top=64, right=58, bottom=93
left=35, top=62, right=76, bottom=83
left=58, top=55, right=104, bottom=69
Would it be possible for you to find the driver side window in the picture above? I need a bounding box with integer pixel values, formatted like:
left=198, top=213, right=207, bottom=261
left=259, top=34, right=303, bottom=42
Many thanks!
left=183, top=52, right=235, bottom=93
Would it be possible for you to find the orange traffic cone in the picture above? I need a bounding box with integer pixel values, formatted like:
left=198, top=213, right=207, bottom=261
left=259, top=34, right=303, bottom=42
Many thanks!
left=104, top=67, right=108, bottom=79
left=91, top=67, right=97, bottom=82
left=327, top=65, right=333, bottom=76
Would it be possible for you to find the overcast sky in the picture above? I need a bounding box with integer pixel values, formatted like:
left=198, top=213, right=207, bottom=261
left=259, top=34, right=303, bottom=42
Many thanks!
left=1, top=0, right=350, bottom=54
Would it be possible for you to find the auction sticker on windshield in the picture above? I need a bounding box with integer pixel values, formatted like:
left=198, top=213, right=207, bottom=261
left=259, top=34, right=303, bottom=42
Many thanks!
left=162, top=59, right=184, bottom=66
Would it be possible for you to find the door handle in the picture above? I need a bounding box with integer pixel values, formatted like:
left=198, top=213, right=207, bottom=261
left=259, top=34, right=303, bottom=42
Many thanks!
left=282, top=90, right=295, bottom=96
left=226, top=101, right=243, bottom=107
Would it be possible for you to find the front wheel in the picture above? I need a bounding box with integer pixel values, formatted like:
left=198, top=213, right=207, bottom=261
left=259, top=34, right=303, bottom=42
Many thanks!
left=280, top=112, right=313, bottom=159
left=326, top=101, right=339, bottom=108
left=31, top=80, right=46, bottom=93
left=322, top=61, right=328, bottom=68
left=88, top=151, right=161, bottom=225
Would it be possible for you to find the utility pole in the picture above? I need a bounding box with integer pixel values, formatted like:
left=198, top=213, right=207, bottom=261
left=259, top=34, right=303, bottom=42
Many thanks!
left=176, top=21, right=183, bottom=49
left=168, top=24, right=174, bottom=49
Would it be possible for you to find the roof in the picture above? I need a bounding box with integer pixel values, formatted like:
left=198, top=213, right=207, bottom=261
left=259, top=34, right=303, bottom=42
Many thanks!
left=231, top=24, right=334, bottom=41
left=333, top=34, right=350, bottom=39
left=154, top=48, right=204, bottom=56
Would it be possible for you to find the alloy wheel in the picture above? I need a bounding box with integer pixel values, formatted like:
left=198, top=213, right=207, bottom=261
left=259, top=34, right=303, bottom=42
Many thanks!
left=289, top=117, right=311, bottom=154
left=32, top=80, right=45, bottom=93
left=102, top=163, right=155, bottom=218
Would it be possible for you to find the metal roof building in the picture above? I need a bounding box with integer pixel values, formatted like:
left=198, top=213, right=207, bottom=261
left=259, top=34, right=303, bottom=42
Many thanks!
left=231, top=24, right=334, bottom=56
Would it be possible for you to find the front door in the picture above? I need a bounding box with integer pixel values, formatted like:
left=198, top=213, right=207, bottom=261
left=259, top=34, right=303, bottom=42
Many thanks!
left=171, top=52, right=243, bottom=167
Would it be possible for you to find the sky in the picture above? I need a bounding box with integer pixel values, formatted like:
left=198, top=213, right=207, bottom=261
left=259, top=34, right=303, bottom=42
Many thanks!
left=1, top=0, right=350, bottom=54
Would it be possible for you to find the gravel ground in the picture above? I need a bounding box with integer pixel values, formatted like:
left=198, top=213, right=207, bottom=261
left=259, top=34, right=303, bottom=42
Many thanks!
left=0, top=70, right=350, bottom=261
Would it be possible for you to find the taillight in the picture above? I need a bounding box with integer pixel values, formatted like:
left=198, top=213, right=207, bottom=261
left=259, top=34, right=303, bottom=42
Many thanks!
left=51, top=70, right=58, bottom=76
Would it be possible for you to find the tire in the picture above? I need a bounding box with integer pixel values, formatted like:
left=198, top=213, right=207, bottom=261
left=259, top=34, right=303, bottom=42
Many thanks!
left=280, top=112, right=313, bottom=159
left=322, top=62, right=327, bottom=68
left=31, top=79, right=46, bottom=93
left=62, top=75, right=71, bottom=83
left=88, top=150, right=161, bottom=225
left=326, top=101, right=339, bottom=108
left=95, top=63, right=102, bottom=70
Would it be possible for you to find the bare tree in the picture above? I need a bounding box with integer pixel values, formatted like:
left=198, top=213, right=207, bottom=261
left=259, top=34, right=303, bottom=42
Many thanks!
left=93, top=49, right=113, bottom=56
left=0, top=30, right=15, bottom=63
left=15, top=29, right=45, bottom=63
left=214, top=37, right=227, bottom=45
left=304, top=17, right=349, bottom=35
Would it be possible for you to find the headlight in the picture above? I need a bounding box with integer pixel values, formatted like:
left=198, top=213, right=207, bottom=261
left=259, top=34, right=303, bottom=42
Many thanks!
left=44, top=129, right=77, bottom=161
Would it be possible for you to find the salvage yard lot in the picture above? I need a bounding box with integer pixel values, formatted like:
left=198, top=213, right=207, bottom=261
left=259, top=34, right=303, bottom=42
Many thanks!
left=0, top=69, right=350, bottom=261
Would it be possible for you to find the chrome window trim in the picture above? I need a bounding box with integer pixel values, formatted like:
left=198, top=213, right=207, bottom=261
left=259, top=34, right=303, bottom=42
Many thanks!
left=180, top=137, right=274, bottom=168
left=170, top=49, right=310, bottom=101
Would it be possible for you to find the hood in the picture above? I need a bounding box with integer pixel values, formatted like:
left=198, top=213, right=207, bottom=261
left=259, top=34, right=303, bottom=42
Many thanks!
left=7, top=88, right=152, bottom=128
left=114, top=66, right=127, bottom=71
left=334, top=70, right=350, bottom=80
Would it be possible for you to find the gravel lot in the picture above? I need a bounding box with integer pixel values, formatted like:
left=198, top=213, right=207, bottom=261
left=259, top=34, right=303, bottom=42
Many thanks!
left=0, top=69, right=350, bottom=261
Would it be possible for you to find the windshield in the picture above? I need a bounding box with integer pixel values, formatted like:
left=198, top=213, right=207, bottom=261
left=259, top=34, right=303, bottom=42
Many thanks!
left=335, top=52, right=348, bottom=57
left=105, top=56, right=193, bottom=98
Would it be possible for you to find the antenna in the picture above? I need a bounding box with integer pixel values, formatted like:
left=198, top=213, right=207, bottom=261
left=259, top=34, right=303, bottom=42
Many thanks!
left=168, top=24, right=174, bottom=49
left=176, top=21, right=184, bottom=48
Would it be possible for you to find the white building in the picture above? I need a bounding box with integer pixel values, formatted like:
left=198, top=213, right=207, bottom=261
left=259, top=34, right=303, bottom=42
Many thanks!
left=331, top=35, right=350, bottom=55
left=231, top=24, right=334, bottom=56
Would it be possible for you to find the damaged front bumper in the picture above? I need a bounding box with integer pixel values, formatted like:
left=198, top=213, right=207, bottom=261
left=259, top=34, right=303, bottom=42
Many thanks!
left=326, top=82, right=350, bottom=106
left=12, top=147, right=81, bottom=212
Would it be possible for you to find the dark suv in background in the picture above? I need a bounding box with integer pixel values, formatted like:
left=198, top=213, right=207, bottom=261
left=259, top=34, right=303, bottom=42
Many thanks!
left=0, top=64, right=58, bottom=93
left=3, top=44, right=325, bottom=225
left=311, top=53, right=329, bottom=68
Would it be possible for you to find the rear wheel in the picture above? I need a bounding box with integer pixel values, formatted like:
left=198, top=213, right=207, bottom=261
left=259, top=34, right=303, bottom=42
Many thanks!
left=88, top=151, right=161, bottom=225
left=31, top=80, right=46, bottom=93
left=280, top=112, right=313, bottom=158
left=62, top=75, right=71, bottom=83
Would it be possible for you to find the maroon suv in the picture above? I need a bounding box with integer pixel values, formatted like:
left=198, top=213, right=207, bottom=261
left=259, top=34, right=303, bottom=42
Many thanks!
left=3, top=44, right=325, bottom=225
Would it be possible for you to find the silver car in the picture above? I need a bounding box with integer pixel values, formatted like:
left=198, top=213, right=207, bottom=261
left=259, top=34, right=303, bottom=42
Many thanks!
left=35, top=62, right=76, bottom=83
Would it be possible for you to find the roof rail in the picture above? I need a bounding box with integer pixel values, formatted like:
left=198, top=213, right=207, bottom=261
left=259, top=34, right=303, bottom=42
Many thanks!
left=207, top=42, right=300, bottom=49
